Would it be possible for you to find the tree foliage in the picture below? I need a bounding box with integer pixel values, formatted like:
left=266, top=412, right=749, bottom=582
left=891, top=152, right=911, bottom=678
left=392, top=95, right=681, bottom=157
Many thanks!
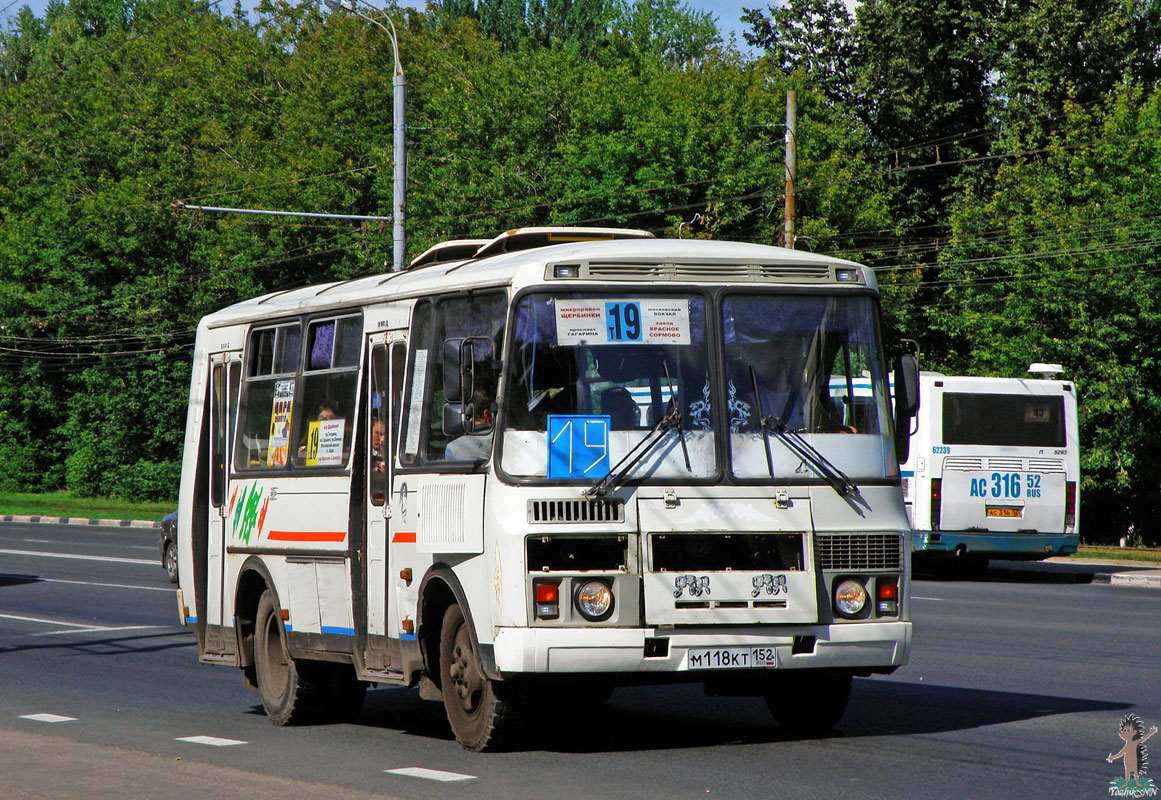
left=0, top=0, right=1158, bottom=540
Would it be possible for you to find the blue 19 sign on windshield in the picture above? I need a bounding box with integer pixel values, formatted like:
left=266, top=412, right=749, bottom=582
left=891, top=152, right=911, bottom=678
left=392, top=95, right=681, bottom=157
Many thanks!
left=606, top=302, right=642, bottom=342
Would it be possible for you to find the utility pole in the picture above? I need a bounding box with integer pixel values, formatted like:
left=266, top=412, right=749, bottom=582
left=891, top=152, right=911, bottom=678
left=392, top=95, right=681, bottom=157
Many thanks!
left=324, top=0, right=406, bottom=271
left=784, top=90, right=797, bottom=250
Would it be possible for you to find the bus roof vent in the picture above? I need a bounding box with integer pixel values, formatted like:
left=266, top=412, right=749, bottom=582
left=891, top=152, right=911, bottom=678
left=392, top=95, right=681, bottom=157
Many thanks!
left=579, top=262, right=831, bottom=282
left=472, top=226, right=654, bottom=261
left=527, top=498, right=626, bottom=524
left=407, top=239, right=490, bottom=270
left=1028, top=362, right=1064, bottom=379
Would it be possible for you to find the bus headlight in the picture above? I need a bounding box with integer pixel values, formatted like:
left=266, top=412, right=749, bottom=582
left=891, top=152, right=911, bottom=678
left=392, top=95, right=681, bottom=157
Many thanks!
left=834, top=579, right=868, bottom=618
left=574, top=580, right=614, bottom=622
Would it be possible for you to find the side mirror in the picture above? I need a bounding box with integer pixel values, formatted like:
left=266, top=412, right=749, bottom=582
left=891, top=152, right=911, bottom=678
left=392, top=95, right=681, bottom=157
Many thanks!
left=443, top=401, right=471, bottom=437
left=441, top=337, right=495, bottom=438
left=892, top=353, right=920, bottom=463
left=442, top=338, right=473, bottom=404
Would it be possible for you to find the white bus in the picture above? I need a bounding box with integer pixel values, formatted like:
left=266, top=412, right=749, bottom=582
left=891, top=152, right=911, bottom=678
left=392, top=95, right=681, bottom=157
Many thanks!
left=175, top=228, right=921, bottom=750
left=901, top=365, right=1080, bottom=569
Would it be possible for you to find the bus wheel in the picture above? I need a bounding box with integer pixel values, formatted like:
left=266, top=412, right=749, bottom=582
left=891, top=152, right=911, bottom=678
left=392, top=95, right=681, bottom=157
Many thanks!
left=163, top=541, right=178, bottom=583
left=254, top=590, right=324, bottom=726
left=764, top=671, right=851, bottom=735
left=439, top=604, right=523, bottom=751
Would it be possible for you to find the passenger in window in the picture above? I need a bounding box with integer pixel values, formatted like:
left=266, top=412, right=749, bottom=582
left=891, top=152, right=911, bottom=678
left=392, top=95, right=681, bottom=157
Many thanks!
left=745, top=356, right=804, bottom=432
left=445, top=377, right=496, bottom=462
left=601, top=386, right=640, bottom=429
left=370, top=417, right=386, bottom=475
left=315, top=400, right=339, bottom=422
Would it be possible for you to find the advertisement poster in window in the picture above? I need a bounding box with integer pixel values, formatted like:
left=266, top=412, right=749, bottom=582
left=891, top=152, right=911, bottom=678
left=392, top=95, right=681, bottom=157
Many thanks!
left=267, top=379, right=294, bottom=467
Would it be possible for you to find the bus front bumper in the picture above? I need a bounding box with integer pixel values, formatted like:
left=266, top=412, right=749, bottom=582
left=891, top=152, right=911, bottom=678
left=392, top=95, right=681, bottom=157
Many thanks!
left=490, top=621, right=911, bottom=676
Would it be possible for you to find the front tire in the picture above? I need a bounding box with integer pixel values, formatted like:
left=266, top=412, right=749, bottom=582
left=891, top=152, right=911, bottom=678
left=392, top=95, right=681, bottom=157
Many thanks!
left=254, top=590, right=325, bottom=726
left=439, top=604, right=523, bottom=751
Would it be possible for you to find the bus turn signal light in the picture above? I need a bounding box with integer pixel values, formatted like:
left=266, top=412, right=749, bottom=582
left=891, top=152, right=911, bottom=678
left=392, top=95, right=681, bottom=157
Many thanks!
left=534, top=580, right=560, bottom=619
left=876, top=578, right=899, bottom=616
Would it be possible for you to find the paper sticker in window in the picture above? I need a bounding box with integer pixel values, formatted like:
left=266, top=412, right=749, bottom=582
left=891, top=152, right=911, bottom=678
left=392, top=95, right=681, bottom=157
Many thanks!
left=306, top=418, right=345, bottom=466
left=555, top=299, right=690, bottom=346
left=404, top=349, right=429, bottom=455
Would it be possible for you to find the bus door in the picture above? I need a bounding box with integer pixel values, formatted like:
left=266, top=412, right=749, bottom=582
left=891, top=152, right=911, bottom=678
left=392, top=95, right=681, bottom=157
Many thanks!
left=206, top=353, right=241, bottom=656
left=365, top=335, right=407, bottom=670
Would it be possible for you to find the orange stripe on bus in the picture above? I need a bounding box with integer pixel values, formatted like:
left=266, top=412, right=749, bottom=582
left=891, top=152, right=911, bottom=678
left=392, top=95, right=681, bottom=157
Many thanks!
left=392, top=531, right=417, bottom=543
left=266, top=530, right=348, bottom=543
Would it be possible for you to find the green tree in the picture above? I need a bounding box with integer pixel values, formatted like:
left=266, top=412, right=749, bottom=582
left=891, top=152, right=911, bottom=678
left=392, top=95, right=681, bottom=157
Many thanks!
left=932, top=84, right=1161, bottom=541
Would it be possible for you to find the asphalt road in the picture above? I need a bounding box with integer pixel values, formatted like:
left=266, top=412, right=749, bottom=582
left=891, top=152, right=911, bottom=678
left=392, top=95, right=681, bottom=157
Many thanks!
left=1, top=521, right=1158, bottom=799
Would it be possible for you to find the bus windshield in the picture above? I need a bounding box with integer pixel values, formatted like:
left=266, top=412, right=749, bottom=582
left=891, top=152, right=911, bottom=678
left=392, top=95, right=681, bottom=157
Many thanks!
left=500, top=290, right=896, bottom=484
left=722, top=293, right=894, bottom=481
left=500, top=292, right=715, bottom=481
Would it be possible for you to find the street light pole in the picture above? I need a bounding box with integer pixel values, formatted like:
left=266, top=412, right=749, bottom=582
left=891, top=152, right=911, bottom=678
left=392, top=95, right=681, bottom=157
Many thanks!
left=323, top=0, right=406, bottom=271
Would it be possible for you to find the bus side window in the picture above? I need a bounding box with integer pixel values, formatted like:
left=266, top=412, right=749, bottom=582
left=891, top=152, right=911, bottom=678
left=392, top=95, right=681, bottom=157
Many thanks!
left=293, top=315, right=362, bottom=468
left=400, top=293, right=506, bottom=465
left=370, top=346, right=387, bottom=505
left=235, top=323, right=300, bottom=470
left=430, top=293, right=506, bottom=462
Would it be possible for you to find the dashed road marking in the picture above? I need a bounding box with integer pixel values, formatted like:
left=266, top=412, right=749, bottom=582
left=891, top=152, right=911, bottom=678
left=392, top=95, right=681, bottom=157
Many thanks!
left=176, top=735, right=247, bottom=747
left=386, top=767, right=477, bottom=782
left=20, top=713, right=77, bottom=723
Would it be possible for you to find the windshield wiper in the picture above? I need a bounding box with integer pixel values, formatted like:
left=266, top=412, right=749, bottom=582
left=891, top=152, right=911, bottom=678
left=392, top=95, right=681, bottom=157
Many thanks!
left=749, top=365, right=858, bottom=498
left=585, top=401, right=685, bottom=498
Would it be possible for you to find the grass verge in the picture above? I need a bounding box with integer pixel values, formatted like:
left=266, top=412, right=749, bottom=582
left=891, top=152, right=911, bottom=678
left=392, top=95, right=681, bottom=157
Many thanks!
left=0, top=491, right=172, bottom=522
left=1076, top=545, right=1161, bottom=564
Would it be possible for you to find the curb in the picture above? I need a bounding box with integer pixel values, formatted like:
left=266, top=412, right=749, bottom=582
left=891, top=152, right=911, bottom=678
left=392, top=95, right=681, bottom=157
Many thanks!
left=1093, top=571, right=1161, bottom=589
left=0, top=514, right=160, bottom=528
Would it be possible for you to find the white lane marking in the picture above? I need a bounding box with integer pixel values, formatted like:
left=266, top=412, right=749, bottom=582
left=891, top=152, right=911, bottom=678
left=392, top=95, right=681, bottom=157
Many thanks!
left=20, top=713, right=77, bottom=723
left=386, top=767, right=477, bottom=782
left=0, top=613, right=104, bottom=630
left=911, top=596, right=943, bottom=601
left=41, top=577, right=173, bottom=593
left=0, top=548, right=154, bottom=566
left=176, top=736, right=247, bottom=747
left=37, top=625, right=167, bottom=637
left=0, top=613, right=168, bottom=636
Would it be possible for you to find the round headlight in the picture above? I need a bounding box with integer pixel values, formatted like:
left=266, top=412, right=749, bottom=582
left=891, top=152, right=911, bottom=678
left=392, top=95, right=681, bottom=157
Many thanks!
left=834, top=579, right=868, bottom=618
left=574, top=580, right=614, bottom=622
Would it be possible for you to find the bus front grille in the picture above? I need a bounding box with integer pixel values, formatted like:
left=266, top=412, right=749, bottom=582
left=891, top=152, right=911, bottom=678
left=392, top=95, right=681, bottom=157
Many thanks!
left=815, top=533, right=903, bottom=570
left=527, top=498, right=626, bottom=524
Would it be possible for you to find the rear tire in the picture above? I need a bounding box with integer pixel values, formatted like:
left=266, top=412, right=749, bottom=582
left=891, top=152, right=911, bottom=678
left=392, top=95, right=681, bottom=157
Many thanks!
left=254, top=590, right=325, bottom=725
left=439, top=604, right=523, bottom=751
left=764, top=671, right=852, bottom=735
